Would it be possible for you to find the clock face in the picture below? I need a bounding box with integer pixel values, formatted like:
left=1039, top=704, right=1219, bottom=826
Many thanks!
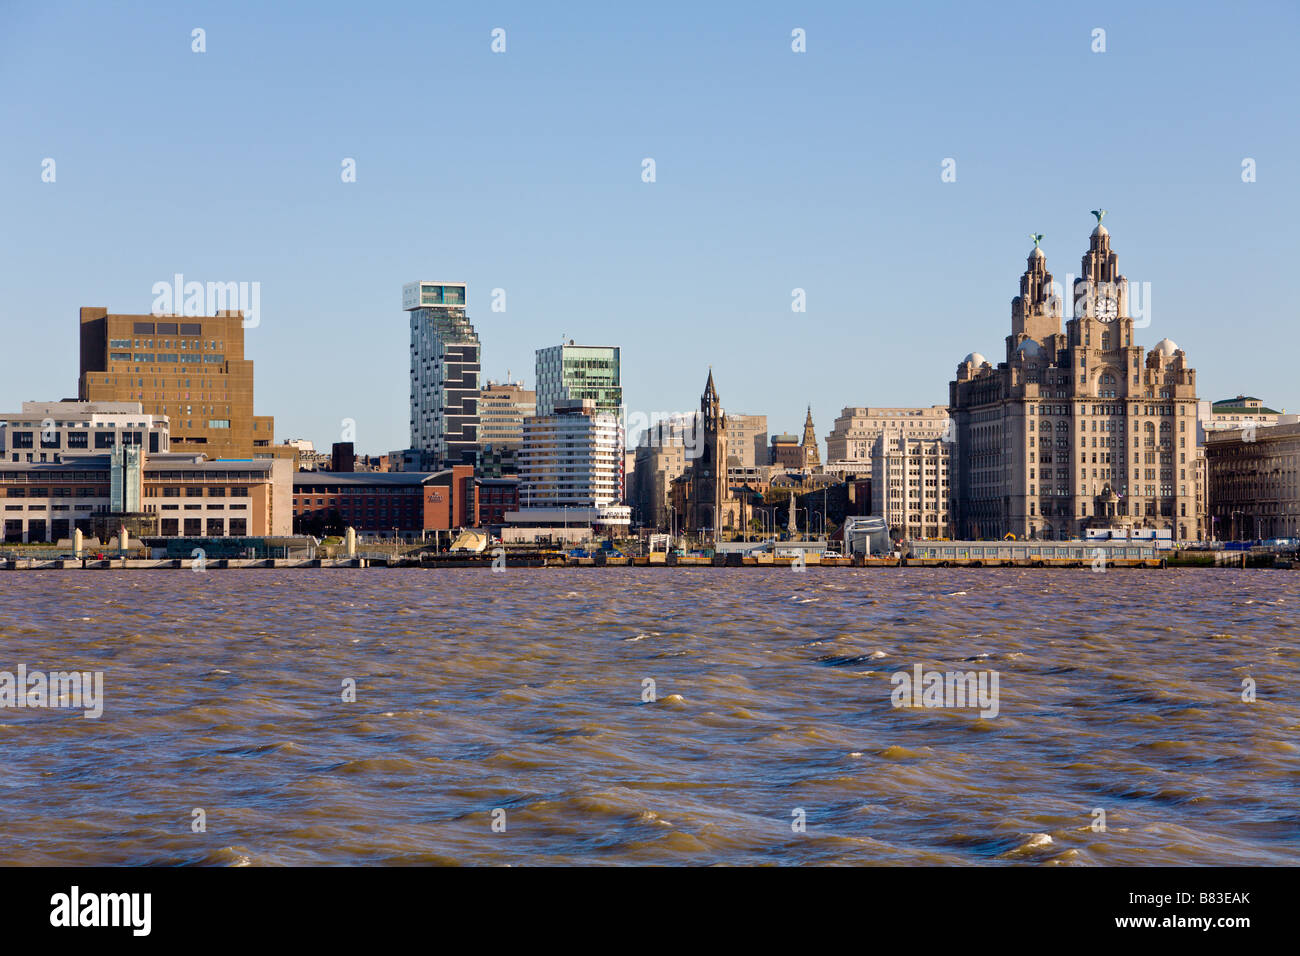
left=1096, top=294, right=1118, bottom=321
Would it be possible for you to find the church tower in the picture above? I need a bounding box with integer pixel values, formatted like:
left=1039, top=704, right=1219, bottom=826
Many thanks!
left=690, top=369, right=728, bottom=541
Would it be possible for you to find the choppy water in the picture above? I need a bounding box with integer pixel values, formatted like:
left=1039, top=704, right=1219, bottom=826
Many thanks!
left=1, top=568, right=1297, bottom=865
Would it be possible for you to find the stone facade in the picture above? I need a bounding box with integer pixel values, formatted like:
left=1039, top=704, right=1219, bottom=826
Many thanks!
left=685, top=371, right=727, bottom=540
left=1205, top=423, right=1300, bottom=540
left=799, top=407, right=821, bottom=471
left=949, top=219, right=1200, bottom=541
left=825, top=405, right=950, bottom=478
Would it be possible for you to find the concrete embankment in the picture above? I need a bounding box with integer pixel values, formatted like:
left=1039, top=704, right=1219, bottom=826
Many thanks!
left=1, top=549, right=1293, bottom=570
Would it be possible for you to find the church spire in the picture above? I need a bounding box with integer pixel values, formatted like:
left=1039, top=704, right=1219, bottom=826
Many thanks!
left=701, top=367, right=720, bottom=418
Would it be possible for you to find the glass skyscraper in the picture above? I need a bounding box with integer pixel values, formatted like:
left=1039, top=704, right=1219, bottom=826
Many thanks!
left=534, top=343, right=622, bottom=416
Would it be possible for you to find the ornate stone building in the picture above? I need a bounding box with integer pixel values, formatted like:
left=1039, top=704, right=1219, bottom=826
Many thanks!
left=949, top=217, right=1200, bottom=541
left=1205, top=423, right=1300, bottom=540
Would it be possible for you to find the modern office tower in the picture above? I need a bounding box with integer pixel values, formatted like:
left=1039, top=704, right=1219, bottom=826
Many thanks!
left=478, top=380, right=536, bottom=448
left=949, top=217, right=1199, bottom=542
left=78, top=308, right=280, bottom=460
left=512, top=399, right=630, bottom=532
left=534, top=342, right=624, bottom=497
left=871, top=435, right=953, bottom=541
left=0, top=401, right=170, bottom=462
left=534, top=342, right=621, bottom=416
left=403, top=281, right=481, bottom=469
left=825, top=405, right=951, bottom=477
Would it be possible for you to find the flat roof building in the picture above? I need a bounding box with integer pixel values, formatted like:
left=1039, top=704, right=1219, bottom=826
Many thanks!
left=1, top=400, right=171, bottom=462
left=1205, top=422, right=1300, bottom=541
left=1, top=452, right=291, bottom=543
left=292, top=465, right=474, bottom=537
left=78, top=308, right=284, bottom=462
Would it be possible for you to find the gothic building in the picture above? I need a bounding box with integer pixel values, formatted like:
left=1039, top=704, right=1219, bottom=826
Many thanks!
left=949, top=216, right=1200, bottom=541
left=685, top=370, right=728, bottom=540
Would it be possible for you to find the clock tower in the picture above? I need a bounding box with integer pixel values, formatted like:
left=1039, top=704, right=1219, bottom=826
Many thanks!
left=1074, top=210, right=1128, bottom=321
left=951, top=213, right=1202, bottom=544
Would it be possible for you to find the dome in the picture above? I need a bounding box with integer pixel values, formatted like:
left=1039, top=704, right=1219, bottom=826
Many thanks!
left=963, top=352, right=987, bottom=366
left=1154, top=337, right=1179, bottom=357
left=1029, top=245, right=1044, bottom=259
left=1091, top=223, right=1109, bottom=238
left=1016, top=338, right=1043, bottom=358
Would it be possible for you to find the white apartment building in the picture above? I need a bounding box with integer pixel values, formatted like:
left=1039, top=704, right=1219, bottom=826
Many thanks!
left=510, top=399, right=630, bottom=530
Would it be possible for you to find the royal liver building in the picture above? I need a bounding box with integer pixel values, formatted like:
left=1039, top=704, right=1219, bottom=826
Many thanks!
left=949, top=215, right=1199, bottom=542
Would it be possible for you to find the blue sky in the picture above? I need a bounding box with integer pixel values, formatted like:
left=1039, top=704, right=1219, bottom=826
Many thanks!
left=2, top=0, right=1297, bottom=454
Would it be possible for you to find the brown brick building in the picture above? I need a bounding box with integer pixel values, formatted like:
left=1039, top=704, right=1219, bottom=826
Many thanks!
left=79, top=308, right=285, bottom=461
left=292, top=465, right=474, bottom=537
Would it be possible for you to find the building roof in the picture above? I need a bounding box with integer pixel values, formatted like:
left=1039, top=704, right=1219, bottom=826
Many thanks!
left=0, top=455, right=278, bottom=475
left=292, top=470, right=455, bottom=488
left=1205, top=422, right=1300, bottom=445
left=145, top=456, right=276, bottom=472
left=1212, top=396, right=1278, bottom=413
left=0, top=456, right=113, bottom=473
left=1213, top=405, right=1280, bottom=415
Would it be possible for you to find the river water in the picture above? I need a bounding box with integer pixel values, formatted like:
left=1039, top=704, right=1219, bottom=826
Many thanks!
left=1, top=568, right=1296, bottom=865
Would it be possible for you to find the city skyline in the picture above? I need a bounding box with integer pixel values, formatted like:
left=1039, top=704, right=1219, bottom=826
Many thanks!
left=2, top=1, right=1297, bottom=454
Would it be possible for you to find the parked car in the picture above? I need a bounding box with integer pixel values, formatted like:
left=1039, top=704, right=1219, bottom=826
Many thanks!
left=822, top=550, right=842, bottom=559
